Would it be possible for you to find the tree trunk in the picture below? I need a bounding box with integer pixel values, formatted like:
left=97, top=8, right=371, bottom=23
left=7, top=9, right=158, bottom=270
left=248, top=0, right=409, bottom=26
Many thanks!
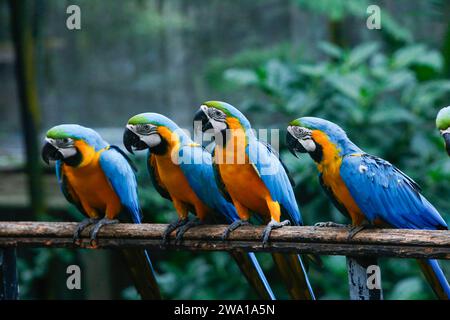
left=8, top=0, right=45, bottom=218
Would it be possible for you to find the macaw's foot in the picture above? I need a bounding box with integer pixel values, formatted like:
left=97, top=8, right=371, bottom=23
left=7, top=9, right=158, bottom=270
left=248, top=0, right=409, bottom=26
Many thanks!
left=314, top=221, right=348, bottom=228
left=262, top=219, right=290, bottom=247
left=347, top=224, right=371, bottom=240
left=161, top=219, right=189, bottom=245
left=221, top=220, right=250, bottom=240
left=89, top=218, right=119, bottom=247
left=73, top=218, right=99, bottom=245
left=175, top=218, right=203, bottom=245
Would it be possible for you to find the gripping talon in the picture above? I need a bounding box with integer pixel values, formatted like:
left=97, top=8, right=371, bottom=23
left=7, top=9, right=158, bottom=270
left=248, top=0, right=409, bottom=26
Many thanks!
left=162, top=219, right=189, bottom=245
left=89, top=218, right=119, bottom=247
left=222, top=220, right=250, bottom=240
left=175, top=219, right=203, bottom=244
left=314, top=221, right=348, bottom=228
left=73, top=218, right=98, bottom=245
left=262, top=219, right=290, bottom=247
left=347, top=224, right=371, bottom=240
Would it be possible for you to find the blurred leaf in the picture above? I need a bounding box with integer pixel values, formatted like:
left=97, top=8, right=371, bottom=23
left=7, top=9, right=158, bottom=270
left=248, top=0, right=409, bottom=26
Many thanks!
left=318, top=42, right=343, bottom=59
left=325, top=73, right=364, bottom=101
left=223, top=68, right=258, bottom=86
left=389, top=277, right=426, bottom=300
left=297, top=63, right=329, bottom=77
left=393, top=45, right=426, bottom=68
left=370, top=107, right=417, bottom=125
left=346, top=42, right=380, bottom=68
left=384, top=70, right=415, bottom=91
left=415, top=50, right=444, bottom=72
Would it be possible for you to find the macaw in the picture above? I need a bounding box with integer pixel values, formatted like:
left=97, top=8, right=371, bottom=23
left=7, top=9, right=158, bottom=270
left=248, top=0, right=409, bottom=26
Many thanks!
left=41, top=124, right=161, bottom=299
left=123, top=113, right=276, bottom=300
left=436, top=106, right=450, bottom=156
left=286, top=117, right=450, bottom=299
left=193, top=101, right=315, bottom=300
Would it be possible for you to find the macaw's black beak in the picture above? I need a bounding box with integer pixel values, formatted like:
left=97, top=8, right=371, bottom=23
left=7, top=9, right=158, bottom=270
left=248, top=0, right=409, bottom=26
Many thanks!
left=123, top=128, right=148, bottom=154
left=443, top=132, right=450, bottom=156
left=41, top=142, right=63, bottom=165
left=286, top=130, right=306, bottom=158
left=193, top=108, right=212, bottom=132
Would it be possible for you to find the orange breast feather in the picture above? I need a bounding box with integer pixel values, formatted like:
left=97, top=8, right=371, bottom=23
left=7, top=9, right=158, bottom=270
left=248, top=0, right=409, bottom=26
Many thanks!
left=215, top=122, right=273, bottom=218
left=313, top=130, right=365, bottom=225
left=62, top=142, right=122, bottom=219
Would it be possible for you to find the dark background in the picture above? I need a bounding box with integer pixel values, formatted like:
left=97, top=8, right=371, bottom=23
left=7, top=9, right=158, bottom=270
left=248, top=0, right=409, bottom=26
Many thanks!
left=0, top=0, right=449, bottom=299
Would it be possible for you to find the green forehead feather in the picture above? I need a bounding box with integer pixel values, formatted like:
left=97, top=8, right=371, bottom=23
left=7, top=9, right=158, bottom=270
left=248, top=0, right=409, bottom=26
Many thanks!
left=204, top=101, right=233, bottom=117
left=128, top=113, right=172, bottom=129
left=436, top=106, right=450, bottom=130
left=289, top=119, right=311, bottom=128
left=128, top=114, right=151, bottom=125
left=46, top=127, right=74, bottom=139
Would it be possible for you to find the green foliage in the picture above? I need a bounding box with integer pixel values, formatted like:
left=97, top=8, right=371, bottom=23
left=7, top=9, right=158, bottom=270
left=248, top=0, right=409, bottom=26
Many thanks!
left=293, top=0, right=413, bottom=43
left=222, top=41, right=450, bottom=299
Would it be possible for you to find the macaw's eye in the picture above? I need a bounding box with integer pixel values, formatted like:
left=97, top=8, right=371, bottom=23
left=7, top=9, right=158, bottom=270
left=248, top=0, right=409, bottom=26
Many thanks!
left=57, top=138, right=73, bottom=147
left=139, top=124, right=153, bottom=135
left=293, top=127, right=312, bottom=139
left=210, top=109, right=224, bottom=120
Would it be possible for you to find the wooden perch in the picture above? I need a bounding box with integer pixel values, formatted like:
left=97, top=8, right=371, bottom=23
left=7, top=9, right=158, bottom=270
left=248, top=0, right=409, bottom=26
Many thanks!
left=0, top=222, right=449, bottom=259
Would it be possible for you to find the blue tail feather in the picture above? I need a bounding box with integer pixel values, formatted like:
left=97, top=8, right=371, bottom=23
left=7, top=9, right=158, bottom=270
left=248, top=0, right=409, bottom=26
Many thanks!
left=297, top=254, right=316, bottom=300
left=246, top=252, right=276, bottom=300
left=426, top=259, right=450, bottom=299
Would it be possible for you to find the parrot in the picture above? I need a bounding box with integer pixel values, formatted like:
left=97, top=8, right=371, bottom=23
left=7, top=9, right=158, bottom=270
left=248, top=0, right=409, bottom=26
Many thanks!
left=286, top=116, right=450, bottom=299
left=41, top=124, right=161, bottom=299
left=436, top=106, right=450, bottom=156
left=193, top=101, right=315, bottom=300
left=123, top=112, right=276, bottom=300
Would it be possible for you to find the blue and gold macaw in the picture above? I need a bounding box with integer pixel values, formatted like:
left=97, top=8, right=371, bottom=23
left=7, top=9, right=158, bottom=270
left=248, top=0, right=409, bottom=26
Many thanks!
left=123, top=113, right=276, bottom=300
left=436, top=106, right=450, bottom=156
left=193, top=101, right=315, bottom=300
left=41, top=124, right=161, bottom=299
left=286, top=117, right=450, bottom=299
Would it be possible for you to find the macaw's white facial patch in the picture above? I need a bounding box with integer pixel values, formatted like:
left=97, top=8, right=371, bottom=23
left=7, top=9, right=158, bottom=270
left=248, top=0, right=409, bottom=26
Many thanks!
left=441, top=128, right=450, bottom=135
left=210, top=118, right=227, bottom=132
left=299, top=138, right=316, bottom=152
left=140, top=133, right=162, bottom=148
left=45, top=137, right=77, bottom=158
left=59, top=147, right=78, bottom=158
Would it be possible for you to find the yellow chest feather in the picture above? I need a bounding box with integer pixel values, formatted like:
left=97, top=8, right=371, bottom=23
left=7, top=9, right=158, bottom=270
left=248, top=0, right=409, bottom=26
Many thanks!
left=62, top=149, right=121, bottom=218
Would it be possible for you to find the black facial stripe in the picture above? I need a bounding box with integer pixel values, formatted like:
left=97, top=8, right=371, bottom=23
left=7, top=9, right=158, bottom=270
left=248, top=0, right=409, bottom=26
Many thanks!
left=63, top=148, right=82, bottom=167
left=309, top=141, right=323, bottom=163
left=149, top=136, right=168, bottom=155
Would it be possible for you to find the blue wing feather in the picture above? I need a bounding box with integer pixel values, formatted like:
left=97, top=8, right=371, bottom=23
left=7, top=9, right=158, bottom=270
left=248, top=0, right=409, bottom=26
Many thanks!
left=340, top=154, right=447, bottom=230
left=99, top=146, right=142, bottom=224
left=178, top=145, right=239, bottom=223
left=246, top=137, right=302, bottom=225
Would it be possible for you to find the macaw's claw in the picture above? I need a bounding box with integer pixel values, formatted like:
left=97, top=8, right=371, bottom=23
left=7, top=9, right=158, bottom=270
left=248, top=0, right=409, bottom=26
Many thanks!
left=161, top=218, right=189, bottom=245
left=262, top=219, right=290, bottom=247
left=222, top=220, right=250, bottom=240
left=89, top=218, right=119, bottom=247
left=314, top=221, right=348, bottom=228
left=347, top=224, right=371, bottom=240
left=73, top=218, right=99, bottom=245
left=174, top=218, right=203, bottom=245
